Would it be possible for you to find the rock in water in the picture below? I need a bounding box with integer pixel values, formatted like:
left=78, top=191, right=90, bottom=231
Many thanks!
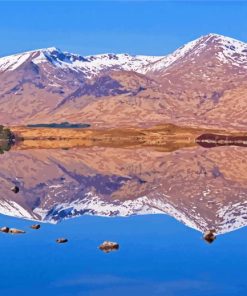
left=9, top=228, right=25, bottom=234
left=56, top=238, right=68, bottom=244
left=11, top=186, right=19, bottom=194
left=0, top=227, right=10, bottom=233
left=203, top=230, right=216, bottom=243
left=30, top=224, right=41, bottom=230
left=99, top=241, right=119, bottom=253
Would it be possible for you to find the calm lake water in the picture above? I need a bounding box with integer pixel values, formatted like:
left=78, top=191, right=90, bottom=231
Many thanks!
left=0, top=145, right=247, bottom=295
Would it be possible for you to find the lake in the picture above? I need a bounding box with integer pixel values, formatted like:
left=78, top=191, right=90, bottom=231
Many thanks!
left=0, top=144, right=247, bottom=295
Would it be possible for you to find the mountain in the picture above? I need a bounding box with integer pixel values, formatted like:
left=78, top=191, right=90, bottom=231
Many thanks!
left=1, top=145, right=247, bottom=235
left=1, top=33, right=247, bottom=129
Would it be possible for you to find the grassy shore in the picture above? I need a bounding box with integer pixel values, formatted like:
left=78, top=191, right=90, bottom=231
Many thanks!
left=8, top=123, right=247, bottom=151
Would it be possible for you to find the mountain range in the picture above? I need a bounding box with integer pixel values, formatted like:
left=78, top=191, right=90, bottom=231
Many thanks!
left=1, top=33, right=247, bottom=129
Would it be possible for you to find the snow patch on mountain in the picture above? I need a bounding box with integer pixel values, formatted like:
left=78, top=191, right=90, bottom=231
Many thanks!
left=0, top=199, right=36, bottom=220
left=32, top=50, right=162, bottom=77
left=212, top=34, right=247, bottom=68
left=33, top=192, right=204, bottom=232
left=0, top=52, right=31, bottom=72
left=216, top=198, right=247, bottom=234
left=79, top=53, right=162, bottom=77
left=0, top=47, right=162, bottom=77
left=144, top=36, right=204, bottom=72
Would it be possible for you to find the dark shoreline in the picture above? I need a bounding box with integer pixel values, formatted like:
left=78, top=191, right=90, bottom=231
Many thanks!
left=196, top=133, right=247, bottom=148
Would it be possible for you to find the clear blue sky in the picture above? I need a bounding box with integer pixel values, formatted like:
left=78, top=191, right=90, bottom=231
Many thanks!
left=0, top=1, right=247, bottom=57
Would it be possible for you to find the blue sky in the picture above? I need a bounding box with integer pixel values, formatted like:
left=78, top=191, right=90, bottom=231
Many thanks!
left=0, top=1, right=247, bottom=57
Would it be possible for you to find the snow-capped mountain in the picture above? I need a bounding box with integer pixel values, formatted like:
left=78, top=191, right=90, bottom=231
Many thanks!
left=0, top=33, right=247, bottom=129
left=0, top=46, right=162, bottom=77
left=144, top=33, right=247, bottom=72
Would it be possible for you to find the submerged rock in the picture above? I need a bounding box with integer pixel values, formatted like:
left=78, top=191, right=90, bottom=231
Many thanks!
left=9, top=228, right=25, bottom=234
left=99, top=241, right=119, bottom=253
left=0, top=227, right=25, bottom=234
left=0, top=226, right=10, bottom=233
left=203, top=229, right=216, bottom=243
left=56, top=238, right=68, bottom=244
left=30, top=224, right=41, bottom=230
left=11, top=186, right=19, bottom=194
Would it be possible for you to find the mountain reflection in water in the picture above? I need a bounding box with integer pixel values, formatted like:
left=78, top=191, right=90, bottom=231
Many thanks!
left=0, top=145, right=247, bottom=236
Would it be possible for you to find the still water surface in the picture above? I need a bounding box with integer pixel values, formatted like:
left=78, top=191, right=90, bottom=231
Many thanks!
left=0, top=145, right=247, bottom=295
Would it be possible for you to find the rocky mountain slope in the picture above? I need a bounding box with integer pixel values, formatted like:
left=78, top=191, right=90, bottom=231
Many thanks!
left=0, top=33, right=247, bottom=129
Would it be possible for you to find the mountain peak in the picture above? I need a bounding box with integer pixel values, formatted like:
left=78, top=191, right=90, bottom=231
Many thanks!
left=144, top=33, right=247, bottom=73
left=201, top=33, right=226, bottom=39
left=41, top=46, right=60, bottom=52
left=197, top=33, right=247, bottom=51
left=0, top=46, right=62, bottom=72
left=21, top=46, right=61, bottom=55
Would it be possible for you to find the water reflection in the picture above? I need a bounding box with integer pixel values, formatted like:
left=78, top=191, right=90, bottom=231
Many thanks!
left=196, top=134, right=247, bottom=148
left=0, top=145, right=247, bottom=236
